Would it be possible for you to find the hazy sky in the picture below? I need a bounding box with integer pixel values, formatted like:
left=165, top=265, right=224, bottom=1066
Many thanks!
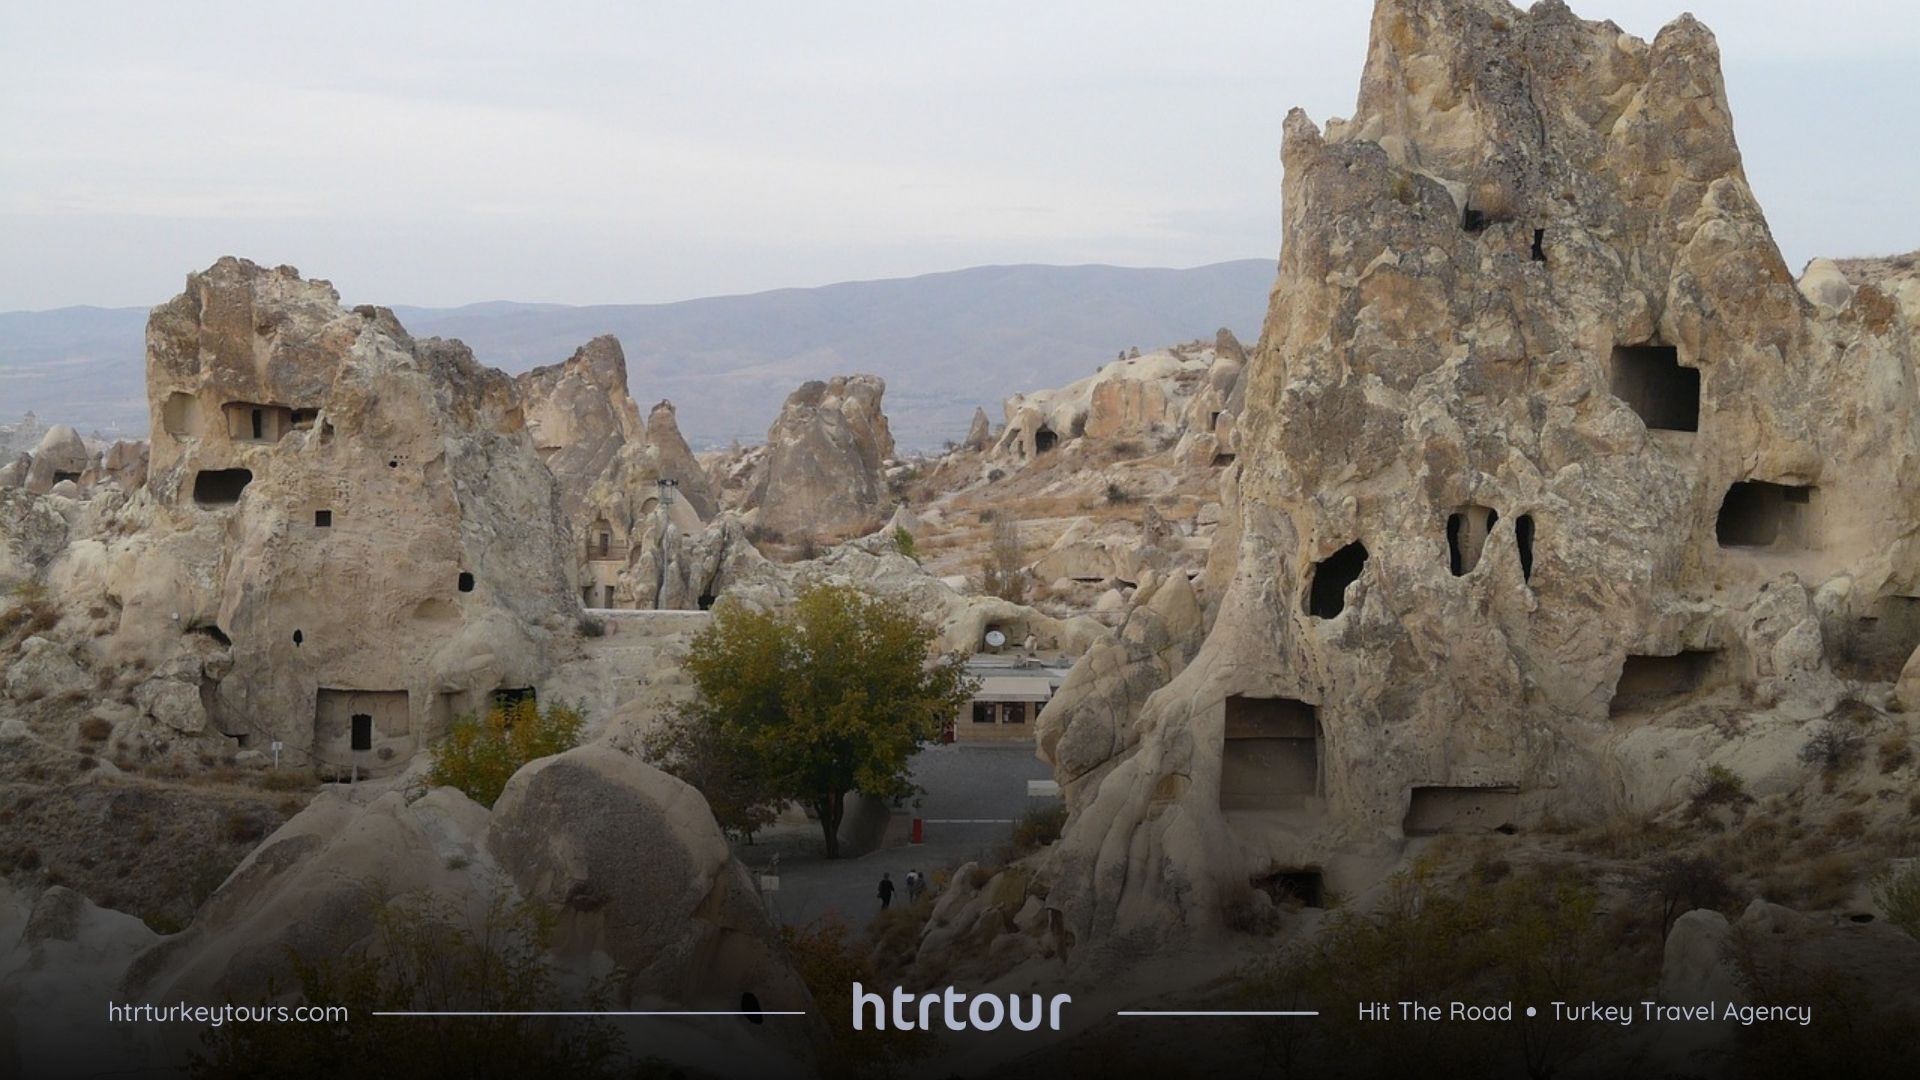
left=2, top=1, right=1915, bottom=311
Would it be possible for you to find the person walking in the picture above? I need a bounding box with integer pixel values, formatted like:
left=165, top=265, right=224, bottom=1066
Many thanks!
left=906, top=869, right=925, bottom=903
left=877, top=872, right=896, bottom=911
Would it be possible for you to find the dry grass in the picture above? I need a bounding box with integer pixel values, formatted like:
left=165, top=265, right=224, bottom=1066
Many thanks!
left=1879, top=733, right=1913, bottom=774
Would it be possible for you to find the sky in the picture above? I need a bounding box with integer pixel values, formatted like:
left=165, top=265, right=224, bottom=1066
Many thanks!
left=1, top=0, right=1915, bottom=311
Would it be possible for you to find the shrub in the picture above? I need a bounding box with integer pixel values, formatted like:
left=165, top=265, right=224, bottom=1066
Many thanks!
left=1640, top=853, right=1735, bottom=934
left=781, top=917, right=922, bottom=1079
left=892, top=526, right=917, bottom=561
left=1878, top=734, right=1912, bottom=774
left=1689, top=764, right=1748, bottom=819
left=1829, top=808, right=1869, bottom=839
left=576, top=614, right=606, bottom=638
left=78, top=715, right=113, bottom=743
left=1872, top=861, right=1920, bottom=940
left=226, top=812, right=266, bottom=845
left=1798, top=723, right=1865, bottom=773
left=427, top=700, right=585, bottom=809
left=1011, top=803, right=1067, bottom=853
left=1103, top=482, right=1132, bottom=505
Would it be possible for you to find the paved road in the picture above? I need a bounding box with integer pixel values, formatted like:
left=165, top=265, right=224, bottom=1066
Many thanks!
left=744, top=743, right=1056, bottom=928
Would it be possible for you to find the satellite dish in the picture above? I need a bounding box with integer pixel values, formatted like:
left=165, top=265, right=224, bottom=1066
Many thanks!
left=984, top=629, right=1007, bottom=649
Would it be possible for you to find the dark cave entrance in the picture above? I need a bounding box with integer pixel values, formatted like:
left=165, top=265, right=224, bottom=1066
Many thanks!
left=1253, top=869, right=1325, bottom=909
left=1609, top=344, right=1699, bottom=432
left=1306, top=541, right=1369, bottom=619
left=1447, top=505, right=1498, bottom=576
left=192, top=468, right=253, bottom=506
left=1610, top=651, right=1719, bottom=718
left=1716, top=481, right=1813, bottom=549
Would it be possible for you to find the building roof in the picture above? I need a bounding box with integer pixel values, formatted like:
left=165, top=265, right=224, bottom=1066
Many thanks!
left=974, top=675, right=1056, bottom=702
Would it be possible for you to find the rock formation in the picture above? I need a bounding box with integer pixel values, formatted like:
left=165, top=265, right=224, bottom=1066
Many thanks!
left=990, top=345, right=1238, bottom=463
left=25, top=257, right=579, bottom=778
left=647, top=400, right=719, bottom=518
left=963, top=406, right=992, bottom=451
left=1040, top=0, right=1920, bottom=961
left=514, top=339, right=733, bottom=610
left=21, top=425, right=89, bottom=495
left=747, top=375, right=895, bottom=539
left=518, top=334, right=646, bottom=521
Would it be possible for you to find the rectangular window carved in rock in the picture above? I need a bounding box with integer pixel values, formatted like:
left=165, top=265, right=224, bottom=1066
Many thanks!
left=1716, top=481, right=1814, bottom=550
left=1221, top=695, right=1319, bottom=811
left=1609, top=344, right=1699, bottom=432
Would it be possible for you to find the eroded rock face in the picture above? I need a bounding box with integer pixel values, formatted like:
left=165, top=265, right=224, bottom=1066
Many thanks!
left=647, top=401, right=719, bottom=519
left=515, top=338, right=730, bottom=611
left=747, top=375, right=895, bottom=539
left=993, top=349, right=1220, bottom=462
left=1044, top=0, right=1920, bottom=957
left=46, top=257, right=578, bottom=777
left=519, top=335, right=647, bottom=522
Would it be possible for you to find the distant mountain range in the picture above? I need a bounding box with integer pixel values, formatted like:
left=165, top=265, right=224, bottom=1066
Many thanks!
left=0, top=260, right=1274, bottom=450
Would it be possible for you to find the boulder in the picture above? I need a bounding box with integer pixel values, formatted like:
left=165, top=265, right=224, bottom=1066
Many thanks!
left=3, top=636, right=88, bottom=702
left=487, top=744, right=808, bottom=1011
left=0, top=885, right=160, bottom=1078
left=1659, top=909, right=1747, bottom=1006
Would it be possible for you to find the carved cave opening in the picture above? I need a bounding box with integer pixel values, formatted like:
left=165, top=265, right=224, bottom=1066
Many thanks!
left=192, top=468, right=252, bottom=507
left=1220, top=695, right=1319, bottom=811
left=1447, top=504, right=1498, bottom=576
left=1252, top=869, right=1325, bottom=909
left=1515, top=514, right=1536, bottom=582
left=1610, top=651, right=1720, bottom=718
left=1307, top=541, right=1369, bottom=619
left=1716, top=481, right=1813, bottom=550
left=1831, top=595, right=1920, bottom=681
left=162, top=392, right=203, bottom=437
left=1609, top=344, right=1699, bottom=432
left=1403, top=786, right=1520, bottom=835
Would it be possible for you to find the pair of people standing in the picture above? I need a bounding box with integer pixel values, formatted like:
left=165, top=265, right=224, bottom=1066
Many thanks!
left=877, top=869, right=928, bottom=910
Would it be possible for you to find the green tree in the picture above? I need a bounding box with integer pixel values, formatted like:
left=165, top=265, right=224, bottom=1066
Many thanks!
left=671, top=583, right=973, bottom=858
left=427, top=699, right=585, bottom=809
left=643, top=700, right=783, bottom=843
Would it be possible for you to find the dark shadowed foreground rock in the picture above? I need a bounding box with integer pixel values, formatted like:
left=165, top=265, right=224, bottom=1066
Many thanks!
left=488, top=744, right=810, bottom=1014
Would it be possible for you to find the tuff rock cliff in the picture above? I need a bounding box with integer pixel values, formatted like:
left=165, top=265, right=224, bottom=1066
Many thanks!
left=1037, top=0, right=1920, bottom=963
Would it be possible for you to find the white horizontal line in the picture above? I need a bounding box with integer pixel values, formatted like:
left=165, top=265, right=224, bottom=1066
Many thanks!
left=923, top=818, right=1015, bottom=824
left=370, top=1011, right=807, bottom=1017
left=1116, top=1010, right=1320, bottom=1017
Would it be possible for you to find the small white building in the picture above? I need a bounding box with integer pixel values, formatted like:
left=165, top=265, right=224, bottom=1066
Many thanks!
left=948, top=655, right=1072, bottom=743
